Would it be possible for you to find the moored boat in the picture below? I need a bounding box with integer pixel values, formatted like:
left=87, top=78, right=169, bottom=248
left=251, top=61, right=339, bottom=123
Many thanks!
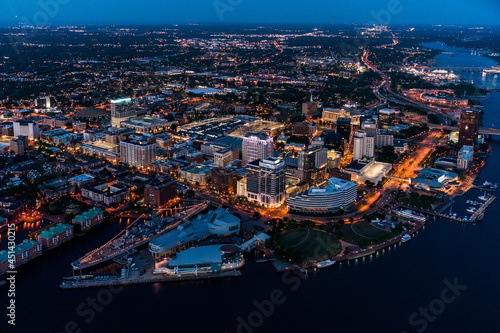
left=316, top=259, right=336, bottom=268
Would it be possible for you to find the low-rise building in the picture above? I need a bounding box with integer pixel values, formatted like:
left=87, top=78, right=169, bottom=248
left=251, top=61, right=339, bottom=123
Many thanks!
left=178, top=164, right=214, bottom=185
left=37, top=223, right=74, bottom=249
left=457, top=145, right=474, bottom=170
left=69, top=174, right=95, bottom=189
left=81, top=183, right=129, bottom=206
left=71, top=207, right=104, bottom=231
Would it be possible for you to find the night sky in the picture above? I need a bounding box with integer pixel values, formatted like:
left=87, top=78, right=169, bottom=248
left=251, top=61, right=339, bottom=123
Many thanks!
left=1, top=0, right=499, bottom=26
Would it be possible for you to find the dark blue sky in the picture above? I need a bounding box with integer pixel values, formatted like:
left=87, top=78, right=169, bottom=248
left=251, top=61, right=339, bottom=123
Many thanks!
left=1, top=0, right=499, bottom=26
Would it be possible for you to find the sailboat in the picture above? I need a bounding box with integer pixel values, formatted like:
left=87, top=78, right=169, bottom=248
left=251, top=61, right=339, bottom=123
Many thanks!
left=478, top=191, right=488, bottom=201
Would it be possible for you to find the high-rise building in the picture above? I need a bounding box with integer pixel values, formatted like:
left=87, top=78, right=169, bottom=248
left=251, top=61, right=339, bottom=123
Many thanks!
left=298, top=146, right=328, bottom=185
left=242, top=132, right=274, bottom=165
left=353, top=130, right=374, bottom=161
left=13, top=120, right=40, bottom=139
left=246, top=157, right=286, bottom=207
left=120, top=135, right=156, bottom=168
left=361, top=119, right=378, bottom=137
left=336, top=118, right=352, bottom=141
left=375, top=133, right=394, bottom=148
left=211, top=168, right=238, bottom=194
left=378, top=109, right=396, bottom=128
left=322, top=130, right=345, bottom=153
left=458, top=110, right=479, bottom=147
left=214, top=148, right=234, bottom=167
left=144, top=176, right=177, bottom=207
left=353, top=131, right=366, bottom=161
left=10, top=136, right=28, bottom=155
left=302, top=94, right=318, bottom=119
left=111, top=97, right=135, bottom=128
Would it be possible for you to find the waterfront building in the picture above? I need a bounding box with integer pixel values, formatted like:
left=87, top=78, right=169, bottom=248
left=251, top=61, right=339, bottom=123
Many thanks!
left=153, top=244, right=244, bottom=275
left=287, top=177, right=357, bottom=214
left=120, top=135, right=156, bottom=168
left=242, top=132, right=274, bottom=165
left=411, top=168, right=458, bottom=189
left=71, top=207, right=104, bottom=232
left=457, top=145, right=474, bottom=170
left=0, top=239, right=42, bottom=275
left=246, top=157, right=286, bottom=207
left=144, top=176, right=178, bottom=207
left=458, top=109, right=479, bottom=148
left=37, top=223, right=74, bottom=250
left=149, top=208, right=240, bottom=257
left=13, top=119, right=40, bottom=139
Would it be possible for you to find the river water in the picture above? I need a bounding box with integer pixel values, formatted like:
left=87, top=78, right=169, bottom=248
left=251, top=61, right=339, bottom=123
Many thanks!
left=2, top=43, right=500, bottom=333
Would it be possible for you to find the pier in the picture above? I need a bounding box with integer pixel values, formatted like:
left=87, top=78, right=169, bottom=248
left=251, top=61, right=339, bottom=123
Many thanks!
left=399, top=194, right=496, bottom=223
left=60, top=269, right=241, bottom=289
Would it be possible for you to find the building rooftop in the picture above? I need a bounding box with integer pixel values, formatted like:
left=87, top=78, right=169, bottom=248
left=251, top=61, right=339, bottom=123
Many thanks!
left=168, top=244, right=227, bottom=267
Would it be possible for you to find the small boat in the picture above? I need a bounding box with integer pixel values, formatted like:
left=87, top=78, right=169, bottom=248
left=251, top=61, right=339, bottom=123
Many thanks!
left=478, top=195, right=488, bottom=201
left=401, top=234, right=411, bottom=243
left=316, top=260, right=336, bottom=268
left=466, top=207, right=477, bottom=214
left=466, top=200, right=471, bottom=204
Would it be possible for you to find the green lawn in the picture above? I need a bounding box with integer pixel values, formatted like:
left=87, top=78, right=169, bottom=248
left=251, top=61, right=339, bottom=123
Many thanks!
left=278, top=229, right=341, bottom=261
left=352, top=221, right=390, bottom=239
left=338, top=221, right=401, bottom=247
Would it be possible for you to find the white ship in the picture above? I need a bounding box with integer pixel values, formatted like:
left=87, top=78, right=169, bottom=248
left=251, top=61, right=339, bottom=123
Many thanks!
left=483, top=66, right=500, bottom=75
left=395, top=209, right=427, bottom=222
left=466, top=207, right=477, bottom=214
left=401, top=234, right=411, bottom=243
left=316, top=259, right=336, bottom=268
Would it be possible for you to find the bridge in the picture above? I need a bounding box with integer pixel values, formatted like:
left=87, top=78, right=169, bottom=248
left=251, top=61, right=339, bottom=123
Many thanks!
left=426, top=123, right=500, bottom=136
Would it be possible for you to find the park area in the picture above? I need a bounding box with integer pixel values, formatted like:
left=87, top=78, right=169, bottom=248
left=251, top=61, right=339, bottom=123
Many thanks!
left=276, top=229, right=342, bottom=262
left=338, top=220, right=401, bottom=246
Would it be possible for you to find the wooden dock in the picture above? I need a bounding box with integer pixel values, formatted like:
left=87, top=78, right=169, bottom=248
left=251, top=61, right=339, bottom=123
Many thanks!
left=402, top=194, right=496, bottom=223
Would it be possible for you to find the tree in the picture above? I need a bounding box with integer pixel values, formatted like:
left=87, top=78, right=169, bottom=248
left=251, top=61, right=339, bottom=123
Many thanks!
left=337, top=218, right=345, bottom=226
